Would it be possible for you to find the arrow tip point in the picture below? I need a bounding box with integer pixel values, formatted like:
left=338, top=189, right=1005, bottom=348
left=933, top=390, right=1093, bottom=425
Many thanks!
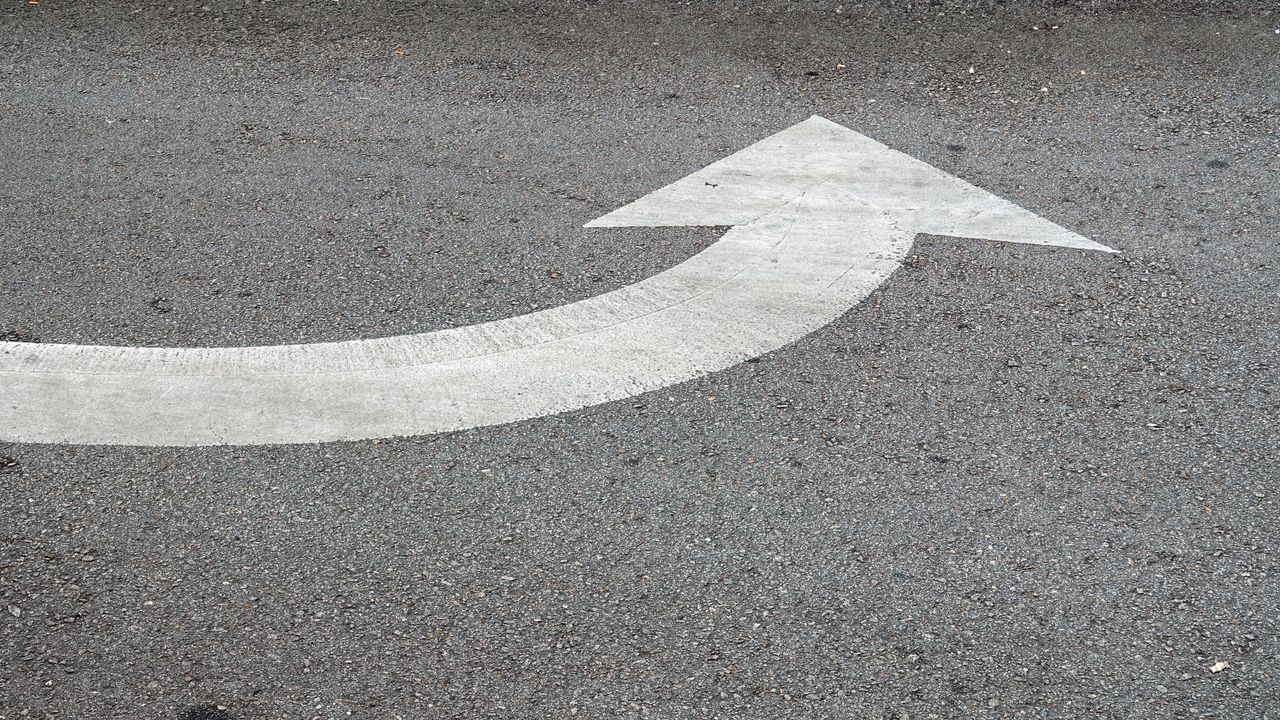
left=1050, top=232, right=1119, bottom=254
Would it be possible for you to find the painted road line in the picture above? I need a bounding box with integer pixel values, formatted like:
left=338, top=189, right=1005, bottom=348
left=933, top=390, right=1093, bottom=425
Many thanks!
left=0, top=116, right=1115, bottom=447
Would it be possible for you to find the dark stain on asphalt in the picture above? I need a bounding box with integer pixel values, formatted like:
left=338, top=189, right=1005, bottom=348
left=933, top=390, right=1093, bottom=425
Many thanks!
left=178, top=705, right=236, bottom=720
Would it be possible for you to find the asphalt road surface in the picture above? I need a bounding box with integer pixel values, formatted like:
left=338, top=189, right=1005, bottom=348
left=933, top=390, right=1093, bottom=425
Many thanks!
left=2, top=2, right=1277, bottom=718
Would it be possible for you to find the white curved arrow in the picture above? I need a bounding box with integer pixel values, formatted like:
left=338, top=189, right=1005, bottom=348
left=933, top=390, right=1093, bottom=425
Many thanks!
left=0, top=116, right=1113, bottom=447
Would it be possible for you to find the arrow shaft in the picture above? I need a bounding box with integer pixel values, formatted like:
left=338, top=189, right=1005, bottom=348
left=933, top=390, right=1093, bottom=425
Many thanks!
left=1, top=189, right=909, bottom=446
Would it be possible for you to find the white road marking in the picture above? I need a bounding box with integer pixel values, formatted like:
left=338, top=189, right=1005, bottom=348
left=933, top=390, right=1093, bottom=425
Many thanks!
left=0, top=116, right=1114, bottom=447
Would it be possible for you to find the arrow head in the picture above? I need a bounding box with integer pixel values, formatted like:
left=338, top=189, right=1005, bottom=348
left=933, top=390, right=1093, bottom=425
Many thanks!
left=588, top=115, right=1114, bottom=253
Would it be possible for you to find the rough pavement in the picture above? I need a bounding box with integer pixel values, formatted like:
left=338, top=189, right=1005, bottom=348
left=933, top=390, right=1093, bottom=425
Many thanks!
left=1, top=2, right=1277, bottom=718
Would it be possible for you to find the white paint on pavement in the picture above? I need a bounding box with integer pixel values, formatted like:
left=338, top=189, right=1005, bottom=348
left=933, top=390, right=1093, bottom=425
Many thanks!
left=0, top=116, right=1114, bottom=447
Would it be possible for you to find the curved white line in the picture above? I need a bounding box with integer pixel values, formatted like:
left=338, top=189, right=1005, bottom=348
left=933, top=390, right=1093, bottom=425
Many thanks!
left=0, top=189, right=908, bottom=446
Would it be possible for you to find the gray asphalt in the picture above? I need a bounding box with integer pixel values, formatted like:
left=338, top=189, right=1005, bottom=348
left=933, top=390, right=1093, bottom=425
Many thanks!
left=2, top=2, right=1278, bottom=718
